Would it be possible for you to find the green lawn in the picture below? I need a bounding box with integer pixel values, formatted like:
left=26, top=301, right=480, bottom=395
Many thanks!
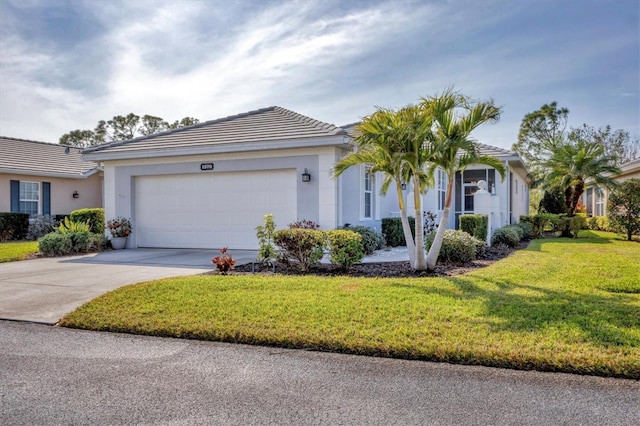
left=60, top=230, right=640, bottom=378
left=0, top=241, right=39, bottom=263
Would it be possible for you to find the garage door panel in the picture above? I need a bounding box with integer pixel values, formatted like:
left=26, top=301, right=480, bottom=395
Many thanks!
left=135, top=170, right=297, bottom=249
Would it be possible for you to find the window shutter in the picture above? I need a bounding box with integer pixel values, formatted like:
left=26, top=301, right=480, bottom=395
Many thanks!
left=43, top=182, right=51, bottom=215
left=10, top=180, right=20, bottom=212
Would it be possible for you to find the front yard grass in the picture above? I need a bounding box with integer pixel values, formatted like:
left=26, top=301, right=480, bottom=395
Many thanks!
left=0, top=241, right=39, bottom=263
left=59, top=230, right=640, bottom=378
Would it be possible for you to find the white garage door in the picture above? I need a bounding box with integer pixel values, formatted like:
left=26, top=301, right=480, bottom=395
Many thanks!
left=135, top=169, right=297, bottom=249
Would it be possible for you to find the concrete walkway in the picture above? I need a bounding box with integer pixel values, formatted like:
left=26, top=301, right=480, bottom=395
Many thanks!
left=1, top=247, right=411, bottom=325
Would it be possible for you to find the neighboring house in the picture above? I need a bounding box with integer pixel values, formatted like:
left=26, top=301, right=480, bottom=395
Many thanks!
left=0, top=136, right=103, bottom=217
left=82, top=106, right=530, bottom=249
left=583, top=158, right=640, bottom=217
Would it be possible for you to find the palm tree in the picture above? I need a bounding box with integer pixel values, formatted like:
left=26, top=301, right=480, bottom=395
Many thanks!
left=422, top=90, right=505, bottom=271
left=542, top=137, right=620, bottom=235
left=334, top=105, right=438, bottom=269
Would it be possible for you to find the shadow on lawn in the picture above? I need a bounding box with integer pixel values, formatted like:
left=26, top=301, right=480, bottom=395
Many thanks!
left=442, top=274, right=640, bottom=348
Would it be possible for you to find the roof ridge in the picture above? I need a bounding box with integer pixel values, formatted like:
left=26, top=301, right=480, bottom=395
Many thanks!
left=274, top=106, right=346, bottom=136
left=83, top=106, right=281, bottom=154
left=474, top=141, right=513, bottom=155
left=0, top=135, right=77, bottom=148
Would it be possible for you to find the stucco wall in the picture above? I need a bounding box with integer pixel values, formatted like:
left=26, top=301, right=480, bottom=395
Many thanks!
left=0, top=173, right=102, bottom=215
left=101, top=147, right=342, bottom=247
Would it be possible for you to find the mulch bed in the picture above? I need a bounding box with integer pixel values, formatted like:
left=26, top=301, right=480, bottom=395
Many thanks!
left=211, top=241, right=529, bottom=278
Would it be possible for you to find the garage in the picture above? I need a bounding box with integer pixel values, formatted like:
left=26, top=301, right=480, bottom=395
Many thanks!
left=135, top=169, right=297, bottom=249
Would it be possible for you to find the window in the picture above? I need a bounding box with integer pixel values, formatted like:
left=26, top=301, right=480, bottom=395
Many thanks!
left=585, top=188, right=593, bottom=216
left=595, top=188, right=605, bottom=216
left=19, top=181, right=40, bottom=216
left=437, top=169, right=447, bottom=211
left=363, top=166, right=373, bottom=219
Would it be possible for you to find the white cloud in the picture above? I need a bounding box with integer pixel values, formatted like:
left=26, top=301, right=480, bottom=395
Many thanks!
left=0, top=0, right=637, bottom=149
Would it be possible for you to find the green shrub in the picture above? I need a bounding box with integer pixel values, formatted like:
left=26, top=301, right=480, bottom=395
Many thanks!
left=70, top=208, right=105, bottom=234
left=587, top=216, right=611, bottom=231
left=607, top=178, right=640, bottom=241
left=564, top=216, right=587, bottom=238
left=340, top=225, right=383, bottom=255
left=57, top=217, right=91, bottom=234
left=381, top=217, right=415, bottom=247
left=514, top=221, right=533, bottom=240
left=519, top=214, right=564, bottom=238
left=0, top=212, right=30, bottom=241
left=424, top=230, right=484, bottom=264
left=38, top=231, right=107, bottom=256
left=256, top=214, right=278, bottom=261
left=39, top=233, right=73, bottom=256
left=327, top=229, right=364, bottom=270
left=492, top=226, right=521, bottom=247
left=460, top=214, right=488, bottom=242
left=274, top=228, right=326, bottom=273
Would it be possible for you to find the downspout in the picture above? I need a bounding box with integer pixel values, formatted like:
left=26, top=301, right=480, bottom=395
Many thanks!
left=506, top=161, right=511, bottom=225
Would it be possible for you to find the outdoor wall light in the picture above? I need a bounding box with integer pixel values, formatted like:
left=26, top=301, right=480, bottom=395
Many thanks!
left=72, top=191, right=79, bottom=199
left=401, top=182, right=407, bottom=190
left=301, top=168, right=311, bottom=182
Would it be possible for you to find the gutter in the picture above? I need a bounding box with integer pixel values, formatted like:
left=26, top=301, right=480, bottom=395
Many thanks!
left=0, top=168, right=100, bottom=179
left=83, top=136, right=351, bottom=162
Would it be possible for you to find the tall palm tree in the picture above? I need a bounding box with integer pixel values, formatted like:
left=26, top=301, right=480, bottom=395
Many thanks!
left=334, top=106, right=437, bottom=269
left=422, top=90, right=505, bottom=271
left=543, top=137, right=620, bottom=222
left=333, top=108, right=419, bottom=267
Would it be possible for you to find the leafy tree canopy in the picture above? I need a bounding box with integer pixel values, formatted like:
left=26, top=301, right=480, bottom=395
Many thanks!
left=608, top=178, right=640, bottom=241
left=59, top=113, right=200, bottom=147
left=512, top=102, right=638, bottom=179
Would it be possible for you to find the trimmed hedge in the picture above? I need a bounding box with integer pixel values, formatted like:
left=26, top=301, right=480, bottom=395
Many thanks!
left=514, top=221, right=533, bottom=240
left=38, top=231, right=108, bottom=256
left=0, top=212, right=30, bottom=241
left=274, top=228, right=326, bottom=273
left=326, top=229, right=364, bottom=270
left=492, top=225, right=522, bottom=247
left=381, top=217, right=415, bottom=247
left=340, top=225, right=384, bottom=255
left=70, top=208, right=105, bottom=234
left=460, top=214, right=488, bottom=242
left=425, top=230, right=485, bottom=264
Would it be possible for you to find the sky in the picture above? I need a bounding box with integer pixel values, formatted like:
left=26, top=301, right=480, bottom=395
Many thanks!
left=0, top=0, right=638, bottom=150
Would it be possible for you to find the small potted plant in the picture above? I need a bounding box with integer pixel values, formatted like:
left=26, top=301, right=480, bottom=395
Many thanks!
left=106, top=217, right=132, bottom=249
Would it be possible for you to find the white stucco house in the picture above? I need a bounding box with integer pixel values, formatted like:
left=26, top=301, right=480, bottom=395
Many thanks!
left=82, top=106, right=530, bottom=249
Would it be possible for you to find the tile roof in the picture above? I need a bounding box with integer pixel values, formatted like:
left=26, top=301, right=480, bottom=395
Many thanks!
left=339, top=123, right=516, bottom=157
left=84, top=106, right=347, bottom=156
left=0, top=136, right=99, bottom=178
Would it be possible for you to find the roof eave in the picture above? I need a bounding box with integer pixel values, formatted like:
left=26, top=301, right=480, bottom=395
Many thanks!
left=83, top=135, right=351, bottom=162
left=0, top=167, right=100, bottom=179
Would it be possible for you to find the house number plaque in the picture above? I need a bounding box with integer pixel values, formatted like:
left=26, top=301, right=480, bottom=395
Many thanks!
left=200, top=163, right=214, bottom=171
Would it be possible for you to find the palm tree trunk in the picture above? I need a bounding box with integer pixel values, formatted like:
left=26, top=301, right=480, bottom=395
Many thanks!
left=426, top=176, right=454, bottom=270
left=396, top=182, right=416, bottom=267
left=413, top=175, right=427, bottom=271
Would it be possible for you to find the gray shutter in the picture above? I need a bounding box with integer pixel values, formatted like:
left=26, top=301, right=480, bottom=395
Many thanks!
left=42, top=182, right=51, bottom=215
left=10, top=180, right=20, bottom=212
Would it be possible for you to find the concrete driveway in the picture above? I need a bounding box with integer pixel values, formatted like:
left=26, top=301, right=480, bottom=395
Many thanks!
left=0, top=248, right=258, bottom=324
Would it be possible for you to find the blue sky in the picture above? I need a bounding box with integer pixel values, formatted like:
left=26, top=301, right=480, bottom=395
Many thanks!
left=0, top=0, right=638, bottom=150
